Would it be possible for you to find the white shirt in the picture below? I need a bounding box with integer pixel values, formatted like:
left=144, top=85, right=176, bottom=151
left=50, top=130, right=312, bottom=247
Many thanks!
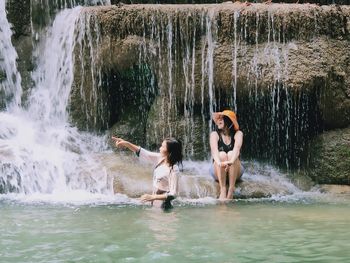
left=138, top=148, right=179, bottom=198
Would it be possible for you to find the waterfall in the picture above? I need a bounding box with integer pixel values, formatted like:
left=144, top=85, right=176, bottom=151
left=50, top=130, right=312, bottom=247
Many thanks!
left=29, top=8, right=82, bottom=124
left=0, top=7, right=112, bottom=197
left=0, top=0, right=22, bottom=110
left=231, top=11, right=239, bottom=112
left=83, top=5, right=330, bottom=168
left=2, top=3, right=340, bottom=201
left=204, top=9, right=217, bottom=119
left=74, top=9, right=106, bottom=130
left=119, top=8, right=221, bottom=159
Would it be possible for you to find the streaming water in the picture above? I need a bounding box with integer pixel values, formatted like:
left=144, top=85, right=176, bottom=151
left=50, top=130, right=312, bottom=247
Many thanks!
left=0, top=6, right=111, bottom=197
left=0, top=0, right=22, bottom=110
left=231, top=11, right=239, bottom=112
left=140, top=8, right=219, bottom=158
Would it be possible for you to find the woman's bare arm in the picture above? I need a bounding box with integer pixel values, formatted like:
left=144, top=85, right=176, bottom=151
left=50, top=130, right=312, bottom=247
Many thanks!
left=225, top=131, right=243, bottom=165
left=210, top=131, right=221, bottom=166
left=111, top=136, right=140, bottom=153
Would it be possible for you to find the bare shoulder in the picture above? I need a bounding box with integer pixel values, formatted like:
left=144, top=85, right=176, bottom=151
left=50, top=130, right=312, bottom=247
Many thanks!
left=210, top=131, right=219, bottom=140
left=235, top=130, right=243, bottom=139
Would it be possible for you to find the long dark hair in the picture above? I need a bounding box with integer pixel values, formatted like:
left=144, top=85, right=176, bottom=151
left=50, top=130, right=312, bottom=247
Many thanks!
left=164, top=137, right=183, bottom=169
left=215, top=116, right=235, bottom=138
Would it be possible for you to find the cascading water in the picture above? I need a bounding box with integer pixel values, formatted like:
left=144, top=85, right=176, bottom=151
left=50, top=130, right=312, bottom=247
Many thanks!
left=231, top=11, right=239, bottom=112
left=203, top=9, right=217, bottom=143
left=237, top=8, right=323, bottom=168
left=0, top=0, right=22, bottom=110
left=30, top=8, right=82, bottom=124
left=0, top=6, right=113, bottom=200
left=86, top=4, right=334, bottom=173
left=2, top=3, right=332, bottom=203
left=124, top=8, right=220, bottom=159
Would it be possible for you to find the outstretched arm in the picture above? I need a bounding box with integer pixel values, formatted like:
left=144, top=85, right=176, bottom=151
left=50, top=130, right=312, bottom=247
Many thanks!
left=111, top=136, right=140, bottom=153
left=112, top=136, right=161, bottom=165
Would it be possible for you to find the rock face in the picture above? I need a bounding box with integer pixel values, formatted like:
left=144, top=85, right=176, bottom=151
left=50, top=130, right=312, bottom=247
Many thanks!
left=308, top=127, right=350, bottom=185
left=111, top=1, right=348, bottom=5
left=5, top=0, right=33, bottom=97
left=103, top=153, right=295, bottom=199
left=73, top=4, right=350, bottom=173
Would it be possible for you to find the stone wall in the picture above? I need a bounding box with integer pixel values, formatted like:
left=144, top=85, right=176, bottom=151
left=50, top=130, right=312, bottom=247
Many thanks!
left=6, top=0, right=33, bottom=98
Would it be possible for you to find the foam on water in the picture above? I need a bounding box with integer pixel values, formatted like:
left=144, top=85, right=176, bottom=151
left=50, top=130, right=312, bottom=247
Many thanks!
left=0, top=6, right=113, bottom=202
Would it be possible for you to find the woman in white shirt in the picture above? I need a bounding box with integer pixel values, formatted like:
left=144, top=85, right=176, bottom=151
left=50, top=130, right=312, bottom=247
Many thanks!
left=112, top=136, right=182, bottom=209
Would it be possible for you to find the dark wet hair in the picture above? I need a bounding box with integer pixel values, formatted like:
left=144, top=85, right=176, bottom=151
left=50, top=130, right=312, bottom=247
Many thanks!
left=164, top=137, right=183, bottom=168
left=223, top=116, right=235, bottom=136
left=214, top=116, right=235, bottom=138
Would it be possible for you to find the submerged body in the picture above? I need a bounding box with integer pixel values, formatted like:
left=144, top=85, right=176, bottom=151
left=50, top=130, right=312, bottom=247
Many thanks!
left=112, top=136, right=182, bottom=209
left=137, top=147, right=180, bottom=209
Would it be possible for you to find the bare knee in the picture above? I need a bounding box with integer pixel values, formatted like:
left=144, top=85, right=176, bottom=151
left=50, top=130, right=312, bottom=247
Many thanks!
left=214, top=152, right=228, bottom=179
left=227, top=150, right=236, bottom=161
left=219, top=151, right=228, bottom=162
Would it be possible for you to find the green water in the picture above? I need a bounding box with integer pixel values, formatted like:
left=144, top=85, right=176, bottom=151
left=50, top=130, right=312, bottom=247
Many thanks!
left=1, top=201, right=350, bottom=263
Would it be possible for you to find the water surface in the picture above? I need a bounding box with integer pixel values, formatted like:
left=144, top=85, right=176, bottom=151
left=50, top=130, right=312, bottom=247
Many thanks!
left=1, top=200, right=350, bottom=262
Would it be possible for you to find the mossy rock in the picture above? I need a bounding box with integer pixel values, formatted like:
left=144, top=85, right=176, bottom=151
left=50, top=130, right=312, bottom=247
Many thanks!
left=308, top=127, right=350, bottom=184
left=0, top=70, right=6, bottom=82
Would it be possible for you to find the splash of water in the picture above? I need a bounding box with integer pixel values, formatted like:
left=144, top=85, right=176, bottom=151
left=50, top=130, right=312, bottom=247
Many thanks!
left=29, top=7, right=82, bottom=124
left=0, top=7, right=111, bottom=199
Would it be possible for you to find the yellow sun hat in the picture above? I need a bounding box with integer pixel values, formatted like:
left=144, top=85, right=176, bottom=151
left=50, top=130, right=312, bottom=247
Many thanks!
left=212, top=110, right=239, bottom=131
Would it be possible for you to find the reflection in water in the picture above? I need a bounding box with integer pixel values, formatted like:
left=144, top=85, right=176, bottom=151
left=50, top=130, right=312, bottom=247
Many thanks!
left=144, top=208, right=179, bottom=249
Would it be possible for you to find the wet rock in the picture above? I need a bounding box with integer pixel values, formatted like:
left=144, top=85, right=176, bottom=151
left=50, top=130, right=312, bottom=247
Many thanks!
left=318, top=184, right=350, bottom=194
left=89, top=3, right=350, bottom=127
left=100, top=36, right=142, bottom=72
left=6, top=0, right=31, bottom=38
left=307, top=127, right=350, bottom=185
left=0, top=70, right=6, bottom=82
left=109, top=107, right=146, bottom=147
left=99, top=152, right=296, bottom=199
left=320, top=68, right=350, bottom=129
left=75, top=4, right=350, bottom=174
left=288, top=172, right=315, bottom=191
left=6, top=0, right=33, bottom=94
left=236, top=180, right=292, bottom=199
left=110, top=0, right=350, bottom=5
left=145, top=96, right=210, bottom=158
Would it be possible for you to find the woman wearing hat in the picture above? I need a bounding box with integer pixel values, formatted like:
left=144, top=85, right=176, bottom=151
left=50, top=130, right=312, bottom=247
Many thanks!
left=210, top=110, right=243, bottom=200
left=111, top=136, right=183, bottom=209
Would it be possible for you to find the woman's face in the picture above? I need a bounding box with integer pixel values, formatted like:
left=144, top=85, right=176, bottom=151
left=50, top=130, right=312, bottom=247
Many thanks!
left=216, top=115, right=225, bottom=129
left=159, top=140, right=168, bottom=156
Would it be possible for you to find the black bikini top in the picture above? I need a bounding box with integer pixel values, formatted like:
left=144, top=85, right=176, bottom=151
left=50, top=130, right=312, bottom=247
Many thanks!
left=217, top=131, right=234, bottom=153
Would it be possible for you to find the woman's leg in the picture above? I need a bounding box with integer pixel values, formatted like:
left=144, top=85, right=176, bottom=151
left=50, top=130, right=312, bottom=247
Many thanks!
left=226, top=151, right=241, bottom=199
left=214, top=151, right=228, bottom=200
